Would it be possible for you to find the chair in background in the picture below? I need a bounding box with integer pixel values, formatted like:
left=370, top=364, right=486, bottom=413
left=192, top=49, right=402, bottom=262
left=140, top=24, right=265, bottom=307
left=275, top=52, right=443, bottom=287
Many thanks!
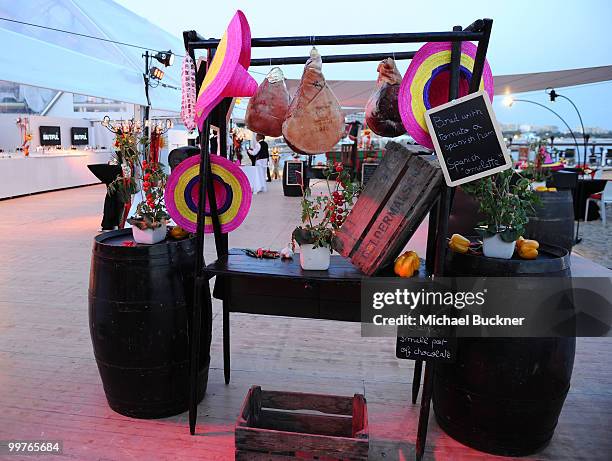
left=563, top=148, right=576, bottom=165
left=585, top=181, right=612, bottom=225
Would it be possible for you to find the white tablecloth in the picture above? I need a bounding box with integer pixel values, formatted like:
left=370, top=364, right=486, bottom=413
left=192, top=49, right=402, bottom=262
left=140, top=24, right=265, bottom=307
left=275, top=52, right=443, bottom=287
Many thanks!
left=0, top=150, right=113, bottom=199
left=241, top=165, right=268, bottom=194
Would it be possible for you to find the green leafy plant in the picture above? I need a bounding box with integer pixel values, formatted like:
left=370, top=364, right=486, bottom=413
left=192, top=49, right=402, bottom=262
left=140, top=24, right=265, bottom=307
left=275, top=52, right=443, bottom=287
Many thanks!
left=292, top=162, right=361, bottom=249
left=461, top=169, right=539, bottom=242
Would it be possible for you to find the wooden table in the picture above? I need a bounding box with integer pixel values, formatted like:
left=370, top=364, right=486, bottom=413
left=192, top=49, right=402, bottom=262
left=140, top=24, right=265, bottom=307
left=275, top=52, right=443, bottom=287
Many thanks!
left=205, top=248, right=405, bottom=384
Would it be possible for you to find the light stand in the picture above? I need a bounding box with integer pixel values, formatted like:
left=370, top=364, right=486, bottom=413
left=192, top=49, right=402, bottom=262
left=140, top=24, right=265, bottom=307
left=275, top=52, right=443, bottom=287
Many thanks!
left=504, top=97, right=583, bottom=244
left=547, top=88, right=588, bottom=169
left=142, top=49, right=174, bottom=162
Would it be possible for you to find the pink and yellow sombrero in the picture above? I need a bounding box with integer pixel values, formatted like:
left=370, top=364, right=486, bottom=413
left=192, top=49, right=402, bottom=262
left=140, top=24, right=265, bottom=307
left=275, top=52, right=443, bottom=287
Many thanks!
left=164, top=155, right=252, bottom=234
left=194, top=10, right=257, bottom=130
left=399, top=41, right=494, bottom=149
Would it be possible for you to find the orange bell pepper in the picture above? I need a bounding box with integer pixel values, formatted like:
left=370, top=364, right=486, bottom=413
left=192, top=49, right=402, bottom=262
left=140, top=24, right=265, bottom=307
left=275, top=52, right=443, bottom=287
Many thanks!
left=394, top=250, right=420, bottom=277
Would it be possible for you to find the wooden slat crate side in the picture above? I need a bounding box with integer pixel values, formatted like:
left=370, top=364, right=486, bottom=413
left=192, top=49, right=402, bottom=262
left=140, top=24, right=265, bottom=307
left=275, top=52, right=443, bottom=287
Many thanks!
left=334, top=142, right=411, bottom=257
left=258, top=409, right=352, bottom=437
left=235, top=426, right=369, bottom=460
left=352, top=155, right=443, bottom=274
left=345, top=153, right=442, bottom=275
left=235, top=450, right=296, bottom=461
left=261, top=389, right=353, bottom=416
left=351, top=395, right=368, bottom=440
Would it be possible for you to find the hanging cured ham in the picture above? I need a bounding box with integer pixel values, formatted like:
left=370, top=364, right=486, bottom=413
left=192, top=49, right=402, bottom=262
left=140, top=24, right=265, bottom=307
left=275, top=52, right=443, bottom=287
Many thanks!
left=365, top=58, right=406, bottom=138
left=282, top=48, right=344, bottom=154
left=245, top=67, right=290, bottom=137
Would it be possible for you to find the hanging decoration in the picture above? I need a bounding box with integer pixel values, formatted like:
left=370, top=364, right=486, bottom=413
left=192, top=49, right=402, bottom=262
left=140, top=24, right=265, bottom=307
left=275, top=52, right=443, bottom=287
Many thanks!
left=194, top=10, right=257, bottom=130
left=181, top=54, right=197, bottom=131
left=164, top=155, right=252, bottom=233
left=398, top=41, right=494, bottom=149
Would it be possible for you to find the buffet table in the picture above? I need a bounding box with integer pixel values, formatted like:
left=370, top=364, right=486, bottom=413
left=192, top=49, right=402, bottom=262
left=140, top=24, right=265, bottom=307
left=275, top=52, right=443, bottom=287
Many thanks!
left=240, top=165, right=267, bottom=194
left=0, top=150, right=113, bottom=199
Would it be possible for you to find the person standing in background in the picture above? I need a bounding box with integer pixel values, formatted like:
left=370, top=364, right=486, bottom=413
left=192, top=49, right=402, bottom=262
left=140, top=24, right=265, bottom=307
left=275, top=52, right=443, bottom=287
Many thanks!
left=250, top=134, right=272, bottom=182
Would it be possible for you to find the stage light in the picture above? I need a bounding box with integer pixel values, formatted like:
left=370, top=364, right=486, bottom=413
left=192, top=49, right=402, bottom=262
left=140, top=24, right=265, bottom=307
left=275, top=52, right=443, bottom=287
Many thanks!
left=154, top=50, right=175, bottom=67
left=149, top=67, right=165, bottom=81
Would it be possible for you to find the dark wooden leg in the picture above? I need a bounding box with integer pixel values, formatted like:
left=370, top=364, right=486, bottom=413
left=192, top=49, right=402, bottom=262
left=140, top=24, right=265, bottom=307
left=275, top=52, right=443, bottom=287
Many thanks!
left=223, top=301, right=230, bottom=385
left=415, top=362, right=434, bottom=461
left=412, top=360, right=423, bottom=404
left=189, top=275, right=205, bottom=435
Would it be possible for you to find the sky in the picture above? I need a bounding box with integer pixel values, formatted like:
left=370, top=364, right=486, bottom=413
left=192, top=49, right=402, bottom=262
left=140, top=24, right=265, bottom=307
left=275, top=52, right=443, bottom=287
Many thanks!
left=116, top=0, right=612, bottom=131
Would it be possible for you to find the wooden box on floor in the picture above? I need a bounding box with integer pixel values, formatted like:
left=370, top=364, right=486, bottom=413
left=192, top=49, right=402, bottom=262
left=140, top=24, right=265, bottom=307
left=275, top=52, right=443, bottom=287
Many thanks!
left=333, top=141, right=443, bottom=275
left=235, top=386, right=369, bottom=460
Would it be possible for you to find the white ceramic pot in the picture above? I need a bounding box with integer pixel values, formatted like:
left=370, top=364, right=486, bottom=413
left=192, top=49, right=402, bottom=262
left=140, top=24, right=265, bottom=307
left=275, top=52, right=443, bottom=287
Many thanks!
left=299, top=244, right=331, bottom=270
left=132, top=221, right=167, bottom=245
left=482, top=234, right=516, bottom=259
left=530, top=180, right=546, bottom=190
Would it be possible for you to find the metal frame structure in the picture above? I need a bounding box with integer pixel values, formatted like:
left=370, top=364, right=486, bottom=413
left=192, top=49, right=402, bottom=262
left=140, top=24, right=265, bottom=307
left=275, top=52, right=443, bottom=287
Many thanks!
left=182, top=18, right=494, bottom=459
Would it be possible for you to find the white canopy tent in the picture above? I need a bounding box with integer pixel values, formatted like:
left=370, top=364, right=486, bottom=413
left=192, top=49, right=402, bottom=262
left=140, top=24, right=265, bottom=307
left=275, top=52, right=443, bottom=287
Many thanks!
left=0, top=0, right=182, bottom=112
left=285, top=65, right=612, bottom=110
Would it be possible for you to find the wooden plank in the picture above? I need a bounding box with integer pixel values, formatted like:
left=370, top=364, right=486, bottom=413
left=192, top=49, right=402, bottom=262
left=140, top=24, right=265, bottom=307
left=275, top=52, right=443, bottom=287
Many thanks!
left=352, top=394, right=368, bottom=439
left=258, top=408, right=353, bottom=437
left=235, top=426, right=369, bottom=460
left=333, top=142, right=443, bottom=275
left=261, top=389, right=354, bottom=415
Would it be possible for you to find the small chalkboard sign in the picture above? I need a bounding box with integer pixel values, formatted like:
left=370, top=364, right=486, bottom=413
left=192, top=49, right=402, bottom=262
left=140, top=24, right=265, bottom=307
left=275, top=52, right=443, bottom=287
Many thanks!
left=285, top=161, right=303, bottom=186
left=361, top=162, right=379, bottom=186
left=425, top=90, right=511, bottom=187
left=396, top=336, right=456, bottom=363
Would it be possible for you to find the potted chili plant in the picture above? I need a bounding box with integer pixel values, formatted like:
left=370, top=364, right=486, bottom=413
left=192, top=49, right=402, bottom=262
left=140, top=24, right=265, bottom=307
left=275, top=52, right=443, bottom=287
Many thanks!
left=108, top=120, right=169, bottom=244
left=462, top=169, right=538, bottom=259
left=292, top=162, right=360, bottom=270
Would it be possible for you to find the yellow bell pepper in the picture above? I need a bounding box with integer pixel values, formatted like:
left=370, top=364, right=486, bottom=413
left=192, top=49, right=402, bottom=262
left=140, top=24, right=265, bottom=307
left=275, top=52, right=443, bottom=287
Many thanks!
left=516, top=236, right=539, bottom=259
left=535, top=186, right=548, bottom=192
left=394, top=250, right=420, bottom=277
left=448, top=233, right=470, bottom=254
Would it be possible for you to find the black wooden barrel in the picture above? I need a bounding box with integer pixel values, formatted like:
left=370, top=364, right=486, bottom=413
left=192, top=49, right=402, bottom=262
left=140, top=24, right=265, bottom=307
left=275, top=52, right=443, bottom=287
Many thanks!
left=525, top=190, right=575, bottom=253
left=88, top=229, right=211, bottom=418
left=436, top=245, right=575, bottom=456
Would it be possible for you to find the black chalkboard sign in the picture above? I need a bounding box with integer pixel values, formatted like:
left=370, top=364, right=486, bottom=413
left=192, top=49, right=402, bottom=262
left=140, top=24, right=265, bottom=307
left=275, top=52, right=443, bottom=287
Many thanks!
left=285, top=161, right=303, bottom=186
left=361, top=162, right=379, bottom=186
left=396, top=336, right=456, bottom=363
left=71, top=127, right=89, bottom=146
left=39, top=126, right=61, bottom=146
left=425, top=90, right=511, bottom=187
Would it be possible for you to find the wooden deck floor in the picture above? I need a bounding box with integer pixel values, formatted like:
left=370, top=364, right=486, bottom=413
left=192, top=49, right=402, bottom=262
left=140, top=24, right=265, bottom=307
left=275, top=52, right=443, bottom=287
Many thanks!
left=0, top=182, right=611, bottom=460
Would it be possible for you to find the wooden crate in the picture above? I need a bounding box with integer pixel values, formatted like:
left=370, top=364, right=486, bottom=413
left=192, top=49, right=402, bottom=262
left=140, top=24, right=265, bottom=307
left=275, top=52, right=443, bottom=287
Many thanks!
left=333, top=141, right=443, bottom=275
left=235, top=386, right=369, bottom=460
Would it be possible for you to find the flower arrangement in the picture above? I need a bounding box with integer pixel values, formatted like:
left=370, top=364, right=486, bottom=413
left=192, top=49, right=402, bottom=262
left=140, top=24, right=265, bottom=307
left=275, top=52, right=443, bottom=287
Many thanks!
left=292, top=162, right=360, bottom=249
left=106, top=118, right=169, bottom=232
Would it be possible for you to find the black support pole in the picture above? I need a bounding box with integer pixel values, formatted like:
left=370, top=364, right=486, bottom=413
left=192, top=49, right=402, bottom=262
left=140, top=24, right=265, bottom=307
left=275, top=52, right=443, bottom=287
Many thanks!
left=188, top=47, right=212, bottom=436
left=416, top=24, right=464, bottom=461
left=189, top=30, right=484, bottom=50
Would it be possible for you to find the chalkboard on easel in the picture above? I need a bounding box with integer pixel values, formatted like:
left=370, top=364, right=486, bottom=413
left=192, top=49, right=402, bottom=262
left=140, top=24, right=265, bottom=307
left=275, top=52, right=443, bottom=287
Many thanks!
left=425, top=90, right=512, bottom=187
left=284, top=161, right=303, bottom=186
left=361, top=162, right=379, bottom=186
